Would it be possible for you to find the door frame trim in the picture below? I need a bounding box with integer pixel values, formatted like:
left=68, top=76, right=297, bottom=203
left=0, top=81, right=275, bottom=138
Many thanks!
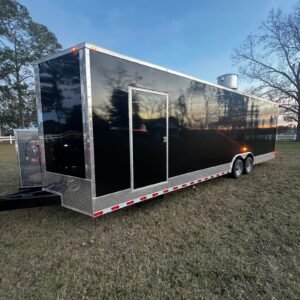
left=128, top=86, right=169, bottom=191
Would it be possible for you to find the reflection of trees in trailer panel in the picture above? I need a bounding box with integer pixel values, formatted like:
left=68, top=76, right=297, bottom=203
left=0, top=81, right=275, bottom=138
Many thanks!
left=91, top=59, right=132, bottom=196
left=90, top=51, right=277, bottom=195
left=39, top=52, right=85, bottom=178
left=131, top=90, right=167, bottom=189
left=173, top=82, right=252, bottom=131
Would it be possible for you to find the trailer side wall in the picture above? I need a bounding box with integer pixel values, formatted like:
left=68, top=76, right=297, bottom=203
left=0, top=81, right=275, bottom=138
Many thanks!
left=89, top=51, right=277, bottom=198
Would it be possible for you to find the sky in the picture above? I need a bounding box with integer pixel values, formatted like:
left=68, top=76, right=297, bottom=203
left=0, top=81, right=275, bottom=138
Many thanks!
left=20, top=0, right=296, bottom=90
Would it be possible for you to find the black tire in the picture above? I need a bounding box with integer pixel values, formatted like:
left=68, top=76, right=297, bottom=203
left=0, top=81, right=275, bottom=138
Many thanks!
left=232, top=158, right=244, bottom=178
left=244, top=156, right=254, bottom=175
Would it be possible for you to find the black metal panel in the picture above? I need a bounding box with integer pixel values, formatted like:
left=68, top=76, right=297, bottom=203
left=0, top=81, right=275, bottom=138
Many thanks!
left=39, top=52, right=85, bottom=178
left=132, top=90, right=167, bottom=189
left=90, top=51, right=277, bottom=196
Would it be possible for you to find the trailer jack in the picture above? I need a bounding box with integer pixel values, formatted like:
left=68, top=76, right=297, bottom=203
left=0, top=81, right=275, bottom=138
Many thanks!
left=0, top=187, right=61, bottom=211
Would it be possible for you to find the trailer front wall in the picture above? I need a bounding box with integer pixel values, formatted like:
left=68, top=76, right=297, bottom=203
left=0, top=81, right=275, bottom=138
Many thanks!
left=89, top=51, right=277, bottom=198
left=39, top=52, right=85, bottom=179
left=37, top=51, right=93, bottom=215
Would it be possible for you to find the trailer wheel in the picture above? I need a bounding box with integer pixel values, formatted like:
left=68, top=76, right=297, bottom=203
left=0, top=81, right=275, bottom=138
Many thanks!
left=244, top=156, right=254, bottom=175
left=232, top=158, right=244, bottom=178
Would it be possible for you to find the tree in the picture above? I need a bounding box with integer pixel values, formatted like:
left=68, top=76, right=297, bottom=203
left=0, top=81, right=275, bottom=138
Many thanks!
left=0, top=0, right=61, bottom=133
left=232, top=2, right=300, bottom=141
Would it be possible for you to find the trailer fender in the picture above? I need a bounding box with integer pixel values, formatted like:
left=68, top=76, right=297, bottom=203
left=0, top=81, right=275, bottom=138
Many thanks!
left=230, top=152, right=254, bottom=171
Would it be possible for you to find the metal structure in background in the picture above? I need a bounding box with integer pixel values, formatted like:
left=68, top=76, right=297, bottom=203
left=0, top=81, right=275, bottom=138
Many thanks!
left=217, top=74, right=238, bottom=90
left=14, top=129, right=42, bottom=188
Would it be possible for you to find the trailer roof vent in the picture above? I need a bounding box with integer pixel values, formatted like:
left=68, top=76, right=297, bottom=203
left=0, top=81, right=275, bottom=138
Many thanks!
left=217, top=74, right=238, bottom=90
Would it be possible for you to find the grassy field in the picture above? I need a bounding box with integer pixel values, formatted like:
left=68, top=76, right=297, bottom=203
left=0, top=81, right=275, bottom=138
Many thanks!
left=0, top=142, right=299, bottom=299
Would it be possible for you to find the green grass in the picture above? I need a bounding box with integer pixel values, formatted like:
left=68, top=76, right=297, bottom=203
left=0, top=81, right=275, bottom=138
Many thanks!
left=0, top=142, right=19, bottom=196
left=0, top=142, right=299, bottom=299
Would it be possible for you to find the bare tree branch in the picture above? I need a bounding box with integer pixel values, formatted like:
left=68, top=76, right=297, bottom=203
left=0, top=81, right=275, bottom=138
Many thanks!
left=232, top=2, right=300, bottom=140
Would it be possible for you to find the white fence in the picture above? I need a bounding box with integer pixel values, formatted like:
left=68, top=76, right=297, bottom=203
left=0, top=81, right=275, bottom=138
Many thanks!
left=0, top=135, right=15, bottom=144
left=276, top=134, right=297, bottom=141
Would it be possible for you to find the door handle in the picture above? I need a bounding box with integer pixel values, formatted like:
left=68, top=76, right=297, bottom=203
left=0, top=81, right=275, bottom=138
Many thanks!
left=163, top=136, right=167, bottom=143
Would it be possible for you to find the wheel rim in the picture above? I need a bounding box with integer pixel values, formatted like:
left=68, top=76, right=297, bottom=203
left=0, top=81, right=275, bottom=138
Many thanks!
left=235, top=161, right=243, bottom=176
left=245, top=158, right=253, bottom=173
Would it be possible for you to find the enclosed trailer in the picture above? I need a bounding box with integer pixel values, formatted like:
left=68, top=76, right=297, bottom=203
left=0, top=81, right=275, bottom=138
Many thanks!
left=34, top=43, right=277, bottom=217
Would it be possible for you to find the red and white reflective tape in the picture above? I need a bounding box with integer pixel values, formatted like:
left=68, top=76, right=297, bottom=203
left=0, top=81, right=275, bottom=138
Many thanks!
left=93, top=170, right=231, bottom=218
left=254, top=155, right=274, bottom=165
left=93, top=153, right=276, bottom=217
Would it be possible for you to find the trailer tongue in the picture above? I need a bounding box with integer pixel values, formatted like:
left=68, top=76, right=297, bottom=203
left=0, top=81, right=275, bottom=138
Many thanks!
left=0, top=129, right=60, bottom=211
left=0, top=187, right=60, bottom=211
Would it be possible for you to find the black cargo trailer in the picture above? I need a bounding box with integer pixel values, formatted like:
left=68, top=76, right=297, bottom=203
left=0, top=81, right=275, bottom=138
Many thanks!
left=34, top=43, right=277, bottom=217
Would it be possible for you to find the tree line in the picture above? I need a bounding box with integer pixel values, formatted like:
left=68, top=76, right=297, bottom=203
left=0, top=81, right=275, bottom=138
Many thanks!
left=0, top=0, right=61, bottom=135
left=232, top=1, right=300, bottom=141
